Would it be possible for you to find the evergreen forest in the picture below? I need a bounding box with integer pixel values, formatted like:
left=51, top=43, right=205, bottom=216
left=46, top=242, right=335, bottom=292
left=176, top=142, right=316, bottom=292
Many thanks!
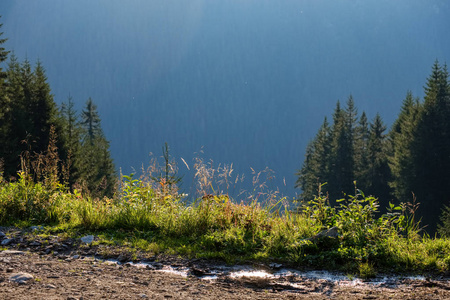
left=0, top=21, right=116, bottom=199
left=296, top=61, right=450, bottom=234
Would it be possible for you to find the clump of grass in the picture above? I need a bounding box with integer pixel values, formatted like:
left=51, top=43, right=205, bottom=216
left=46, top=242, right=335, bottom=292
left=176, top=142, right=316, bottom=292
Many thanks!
left=359, top=262, right=376, bottom=279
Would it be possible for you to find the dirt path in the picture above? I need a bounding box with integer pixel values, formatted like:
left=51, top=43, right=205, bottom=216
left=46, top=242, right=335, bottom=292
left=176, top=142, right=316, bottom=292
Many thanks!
left=1, top=228, right=450, bottom=299
left=2, top=250, right=450, bottom=300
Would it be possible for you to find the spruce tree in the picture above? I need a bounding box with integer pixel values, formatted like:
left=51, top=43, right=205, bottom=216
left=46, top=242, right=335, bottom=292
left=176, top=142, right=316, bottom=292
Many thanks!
left=388, top=91, right=422, bottom=203
left=79, top=98, right=116, bottom=197
left=296, top=117, right=331, bottom=201
left=2, top=54, right=26, bottom=177
left=0, top=19, right=10, bottom=174
left=354, top=112, right=370, bottom=191
left=328, top=97, right=356, bottom=201
left=81, top=97, right=101, bottom=145
left=367, top=113, right=391, bottom=210
left=29, top=60, right=59, bottom=154
left=414, top=61, right=450, bottom=232
left=59, top=95, right=83, bottom=186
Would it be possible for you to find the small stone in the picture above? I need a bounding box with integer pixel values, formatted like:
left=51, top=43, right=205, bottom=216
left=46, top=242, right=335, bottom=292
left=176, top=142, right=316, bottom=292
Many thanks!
left=153, top=263, right=163, bottom=270
left=1, top=238, right=13, bottom=246
left=269, top=263, right=283, bottom=269
left=30, top=226, right=44, bottom=232
left=80, top=235, right=94, bottom=244
left=139, top=294, right=148, bottom=298
left=314, top=226, right=339, bottom=239
left=190, top=267, right=206, bottom=277
left=29, top=241, right=42, bottom=246
left=73, top=255, right=80, bottom=259
left=6, top=268, right=13, bottom=273
left=45, top=284, right=57, bottom=289
left=117, top=254, right=128, bottom=263
left=0, top=250, right=25, bottom=256
left=9, top=272, right=34, bottom=284
left=0, top=232, right=6, bottom=239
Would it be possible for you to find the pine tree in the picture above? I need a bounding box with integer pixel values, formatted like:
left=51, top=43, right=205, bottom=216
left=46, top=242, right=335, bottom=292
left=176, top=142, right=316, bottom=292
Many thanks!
left=1, top=54, right=26, bottom=178
left=79, top=98, right=116, bottom=197
left=0, top=19, right=10, bottom=174
left=59, top=95, right=83, bottom=186
left=354, top=112, right=370, bottom=191
left=81, top=97, right=101, bottom=145
left=414, top=61, right=450, bottom=232
left=388, top=91, right=421, bottom=203
left=0, top=18, right=8, bottom=80
left=366, top=113, right=391, bottom=210
left=328, top=97, right=356, bottom=201
left=29, top=60, right=59, bottom=154
left=296, top=117, right=331, bottom=201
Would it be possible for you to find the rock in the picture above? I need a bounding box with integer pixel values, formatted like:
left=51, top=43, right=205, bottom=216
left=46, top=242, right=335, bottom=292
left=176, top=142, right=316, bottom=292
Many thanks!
left=153, top=262, right=163, bottom=270
left=269, top=263, right=283, bottom=269
left=313, top=227, right=339, bottom=239
left=30, top=226, right=44, bottom=232
left=9, top=272, right=34, bottom=284
left=1, top=238, right=14, bottom=246
left=73, top=255, right=80, bottom=259
left=0, top=250, right=25, bottom=255
left=45, top=284, right=57, bottom=289
left=0, top=232, right=5, bottom=240
left=139, top=294, right=148, bottom=298
left=190, top=267, right=207, bottom=277
left=80, top=235, right=94, bottom=244
left=117, top=254, right=129, bottom=263
left=29, top=241, right=42, bottom=247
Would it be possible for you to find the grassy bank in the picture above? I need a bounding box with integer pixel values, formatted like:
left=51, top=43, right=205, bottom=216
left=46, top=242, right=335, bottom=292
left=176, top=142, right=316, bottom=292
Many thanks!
left=1, top=171, right=450, bottom=279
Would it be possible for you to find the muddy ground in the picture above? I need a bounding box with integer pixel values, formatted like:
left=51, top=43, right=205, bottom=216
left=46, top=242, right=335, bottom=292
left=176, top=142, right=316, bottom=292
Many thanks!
left=1, top=228, right=450, bottom=299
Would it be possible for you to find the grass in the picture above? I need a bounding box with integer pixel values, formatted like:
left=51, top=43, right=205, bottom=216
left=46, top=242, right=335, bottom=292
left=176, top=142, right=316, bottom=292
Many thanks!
left=1, top=157, right=450, bottom=277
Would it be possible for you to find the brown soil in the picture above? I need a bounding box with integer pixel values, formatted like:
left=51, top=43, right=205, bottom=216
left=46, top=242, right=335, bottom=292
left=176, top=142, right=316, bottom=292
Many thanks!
left=1, top=228, right=450, bottom=299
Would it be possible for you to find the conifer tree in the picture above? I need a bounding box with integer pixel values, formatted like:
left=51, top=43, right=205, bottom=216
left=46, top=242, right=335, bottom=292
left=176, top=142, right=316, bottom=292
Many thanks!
left=327, top=97, right=356, bottom=201
left=81, top=97, right=101, bottom=145
left=296, top=117, right=331, bottom=201
left=388, top=91, right=421, bottom=203
left=0, top=19, right=10, bottom=174
left=354, top=112, right=370, bottom=191
left=366, top=113, right=391, bottom=210
left=413, top=61, right=450, bottom=232
left=29, top=60, right=59, bottom=154
left=79, top=98, right=116, bottom=197
left=59, top=95, right=83, bottom=186
left=1, top=55, right=27, bottom=177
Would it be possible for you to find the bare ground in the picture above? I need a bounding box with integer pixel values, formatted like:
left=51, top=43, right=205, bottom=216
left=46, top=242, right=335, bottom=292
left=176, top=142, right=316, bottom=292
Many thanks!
left=1, top=228, right=450, bottom=299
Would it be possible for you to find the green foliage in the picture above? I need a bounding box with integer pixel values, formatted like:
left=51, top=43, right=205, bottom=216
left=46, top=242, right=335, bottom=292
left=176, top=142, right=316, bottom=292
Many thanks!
left=438, top=205, right=450, bottom=237
left=2, top=165, right=450, bottom=276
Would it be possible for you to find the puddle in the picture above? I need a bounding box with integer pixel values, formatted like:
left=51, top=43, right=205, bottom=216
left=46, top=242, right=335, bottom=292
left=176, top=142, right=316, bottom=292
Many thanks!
left=98, top=257, right=440, bottom=289
left=230, top=270, right=275, bottom=279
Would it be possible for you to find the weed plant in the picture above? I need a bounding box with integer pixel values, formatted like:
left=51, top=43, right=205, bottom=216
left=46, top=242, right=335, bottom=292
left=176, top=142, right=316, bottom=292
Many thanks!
left=1, top=149, right=450, bottom=276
